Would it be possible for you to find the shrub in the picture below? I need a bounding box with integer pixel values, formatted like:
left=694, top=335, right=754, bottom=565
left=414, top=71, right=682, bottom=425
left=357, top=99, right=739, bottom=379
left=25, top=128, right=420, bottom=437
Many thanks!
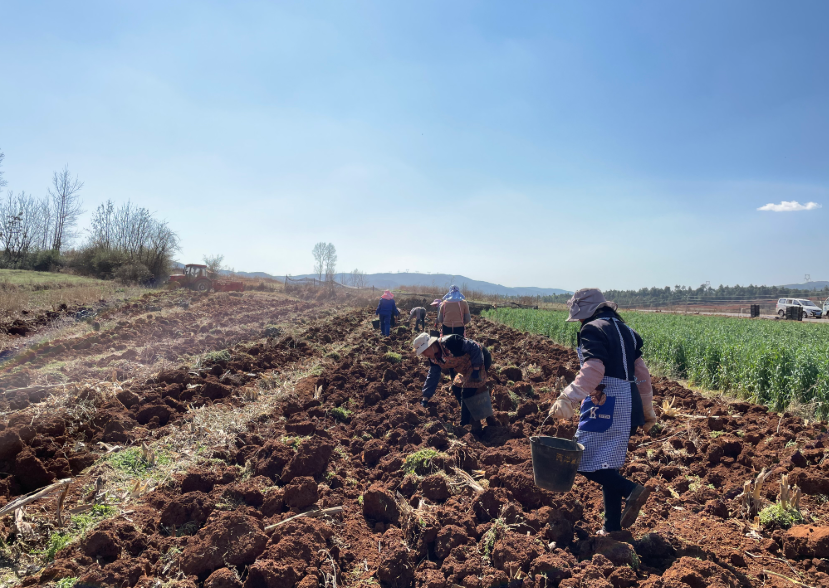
left=330, top=406, right=352, bottom=422
left=384, top=352, right=402, bottom=363
left=401, top=448, right=445, bottom=476
left=759, top=502, right=803, bottom=529
left=114, top=262, right=152, bottom=285
left=204, top=349, right=231, bottom=364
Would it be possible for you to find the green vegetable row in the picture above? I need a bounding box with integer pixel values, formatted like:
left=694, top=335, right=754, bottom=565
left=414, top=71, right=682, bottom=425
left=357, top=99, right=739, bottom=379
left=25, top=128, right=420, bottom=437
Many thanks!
left=482, top=308, right=829, bottom=417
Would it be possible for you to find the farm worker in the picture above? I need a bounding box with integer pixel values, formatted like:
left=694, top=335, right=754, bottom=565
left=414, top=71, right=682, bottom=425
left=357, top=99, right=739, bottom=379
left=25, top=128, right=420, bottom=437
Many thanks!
left=438, top=285, right=471, bottom=337
left=430, top=299, right=442, bottom=329
left=409, top=307, right=427, bottom=331
left=548, top=288, right=657, bottom=535
left=375, top=290, right=400, bottom=337
left=413, top=332, right=496, bottom=433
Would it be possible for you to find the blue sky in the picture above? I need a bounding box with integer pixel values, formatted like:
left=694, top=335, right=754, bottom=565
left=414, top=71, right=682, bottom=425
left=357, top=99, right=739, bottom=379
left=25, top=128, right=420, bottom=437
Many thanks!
left=1, top=1, right=827, bottom=290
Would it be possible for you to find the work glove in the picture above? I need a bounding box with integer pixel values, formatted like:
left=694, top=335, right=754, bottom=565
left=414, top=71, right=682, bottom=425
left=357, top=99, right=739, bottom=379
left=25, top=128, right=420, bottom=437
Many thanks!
left=469, top=369, right=481, bottom=383
left=549, top=394, right=579, bottom=420
left=420, top=397, right=429, bottom=408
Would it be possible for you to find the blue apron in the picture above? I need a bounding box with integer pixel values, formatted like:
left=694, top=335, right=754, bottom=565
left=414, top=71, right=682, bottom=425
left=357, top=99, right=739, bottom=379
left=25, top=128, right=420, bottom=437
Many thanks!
left=575, top=318, right=638, bottom=472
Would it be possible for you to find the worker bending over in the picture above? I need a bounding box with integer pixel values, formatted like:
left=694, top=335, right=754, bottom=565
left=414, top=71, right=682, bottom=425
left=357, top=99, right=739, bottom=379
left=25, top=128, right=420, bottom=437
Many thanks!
left=409, top=307, right=427, bottom=331
left=414, top=332, right=496, bottom=433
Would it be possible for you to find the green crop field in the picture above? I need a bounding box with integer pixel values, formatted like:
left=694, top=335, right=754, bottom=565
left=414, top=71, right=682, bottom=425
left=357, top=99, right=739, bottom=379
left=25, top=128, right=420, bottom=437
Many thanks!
left=483, top=308, right=829, bottom=417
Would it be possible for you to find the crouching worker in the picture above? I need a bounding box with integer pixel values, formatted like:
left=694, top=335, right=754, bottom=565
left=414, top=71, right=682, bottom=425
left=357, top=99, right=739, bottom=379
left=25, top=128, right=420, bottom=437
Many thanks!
left=549, top=288, right=657, bottom=534
left=409, top=306, right=427, bottom=331
left=413, top=332, right=496, bottom=433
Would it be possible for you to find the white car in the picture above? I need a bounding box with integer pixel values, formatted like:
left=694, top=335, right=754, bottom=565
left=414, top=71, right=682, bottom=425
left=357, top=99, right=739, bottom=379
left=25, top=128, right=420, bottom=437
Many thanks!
left=776, top=298, right=823, bottom=319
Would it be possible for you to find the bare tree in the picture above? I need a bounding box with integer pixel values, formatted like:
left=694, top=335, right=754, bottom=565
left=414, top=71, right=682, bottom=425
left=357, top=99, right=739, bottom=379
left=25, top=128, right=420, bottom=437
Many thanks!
left=323, top=243, right=337, bottom=283
left=48, top=165, right=84, bottom=251
left=203, top=254, right=225, bottom=277
left=312, top=242, right=326, bottom=280
left=84, top=200, right=180, bottom=280
left=350, top=268, right=366, bottom=288
left=89, top=200, right=115, bottom=250
left=0, top=149, right=6, bottom=190
left=0, top=191, right=48, bottom=265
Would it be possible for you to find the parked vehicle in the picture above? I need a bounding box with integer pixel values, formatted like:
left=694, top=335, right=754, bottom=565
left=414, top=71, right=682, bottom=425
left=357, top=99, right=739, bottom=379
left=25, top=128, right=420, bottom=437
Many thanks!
left=824, top=297, right=829, bottom=318
left=776, top=298, right=823, bottom=319
left=168, top=264, right=245, bottom=292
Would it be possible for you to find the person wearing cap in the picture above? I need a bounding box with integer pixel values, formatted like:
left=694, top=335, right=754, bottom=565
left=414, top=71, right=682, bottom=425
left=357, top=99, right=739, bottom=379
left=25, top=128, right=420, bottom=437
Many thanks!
left=438, top=285, right=471, bottom=337
left=548, top=288, right=657, bottom=535
left=413, top=332, right=494, bottom=433
left=375, top=290, right=400, bottom=337
left=409, top=307, right=427, bottom=331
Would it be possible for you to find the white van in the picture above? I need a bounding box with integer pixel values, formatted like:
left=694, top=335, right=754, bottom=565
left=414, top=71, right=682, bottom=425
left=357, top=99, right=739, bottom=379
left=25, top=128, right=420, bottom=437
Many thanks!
left=776, top=298, right=823, bottom=319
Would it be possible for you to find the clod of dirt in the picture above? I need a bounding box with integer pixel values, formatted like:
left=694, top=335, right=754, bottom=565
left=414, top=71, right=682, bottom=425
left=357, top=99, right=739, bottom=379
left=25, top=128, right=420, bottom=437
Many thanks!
left=435, top=525, right=470, bottom=559
left=783, top=525, right=829, bottom=559
left=529, top=553, right=573, bottom=582
left=608, top=565, right=637, bottom=588
left=116, top=389, right=140, bottom=408
left=280, top=437, right=334, bottom=482
left=578, top=536, right=638, bottom=568
left=82, top=529, right=120, bottom=561
left=633, top=532, right=677, bottom=569
left=660, top=556, right=740, bottom=588
left=704, top=499, right=729, bottom=519
left=158, top=369, right=188, bottom=385
left=203, top=382, right=231, bottom=400
left=204, top=568, right=242, bottom=588
left=537, top=507, right=574, bottom=545
left=0, top=430, right=23, bottom=461
left=502, top=366, right=523, bottom=381
left=378, top=528, right=415, bottom=585
left=492, top=531, right=544, bottom=573
left=244, top=560, right=302, bottom=588
left=14, top=449, right=54, bottom=492
left=658, top=465, right=681, bottom=481
left=160, top=491, right=214, bottom=528
left=362, top=439, right=388, bottom=465
left=473, top=488, right=510, bottom=522
left=283, top=476, right=319, bottom=510
left=502, top=471, right=542, bottom=509
left=362, top=484, right=400, bottom=524
left=255, top=442, right=294, bottom=480
left=420, top=474, right=451, bottom=502
left=136, top=403, right=171, bottom=426
left=180, top=512, right=267, bottom=576
left=415, top=568, right=448, bottom=588
left=181, top=470, right=219, bottom=494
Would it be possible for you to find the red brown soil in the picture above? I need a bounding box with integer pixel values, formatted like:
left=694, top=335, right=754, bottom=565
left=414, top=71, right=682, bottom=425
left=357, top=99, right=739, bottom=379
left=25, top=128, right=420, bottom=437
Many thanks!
left=3, top=307, right=829, bottom=588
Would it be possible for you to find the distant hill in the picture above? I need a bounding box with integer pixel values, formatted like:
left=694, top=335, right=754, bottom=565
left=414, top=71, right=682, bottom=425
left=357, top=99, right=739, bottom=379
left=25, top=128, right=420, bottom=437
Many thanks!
left=226, top=270, right=570, bottom=297
left=782, top=281, right=829, bottom=291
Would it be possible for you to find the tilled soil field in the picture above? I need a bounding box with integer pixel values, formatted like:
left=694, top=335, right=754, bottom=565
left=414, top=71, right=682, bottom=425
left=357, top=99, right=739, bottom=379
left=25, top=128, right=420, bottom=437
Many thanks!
left=0, top=299, right=827, bottom=588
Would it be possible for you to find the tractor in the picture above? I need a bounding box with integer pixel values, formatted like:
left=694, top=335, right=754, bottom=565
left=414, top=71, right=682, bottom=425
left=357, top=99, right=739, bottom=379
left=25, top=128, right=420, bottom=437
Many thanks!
left=168, top=264, right=244, bottom=292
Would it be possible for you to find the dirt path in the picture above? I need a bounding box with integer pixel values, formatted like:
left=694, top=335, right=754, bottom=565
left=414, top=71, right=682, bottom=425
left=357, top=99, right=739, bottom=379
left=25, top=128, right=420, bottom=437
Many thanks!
left=0, top=306, right=827, bottom=588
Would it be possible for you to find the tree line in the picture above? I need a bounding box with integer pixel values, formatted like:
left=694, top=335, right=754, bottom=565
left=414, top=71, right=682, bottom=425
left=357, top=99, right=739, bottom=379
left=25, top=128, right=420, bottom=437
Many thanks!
left=541, top=283, right=829, bottom=307
left=0, top=148, right=179, bottom=283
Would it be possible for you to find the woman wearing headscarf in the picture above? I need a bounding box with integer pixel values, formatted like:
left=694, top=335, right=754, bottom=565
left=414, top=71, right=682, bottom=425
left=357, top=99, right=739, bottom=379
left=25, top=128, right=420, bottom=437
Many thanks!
left=548, top=288, right=657, bottom=534
left=375, top=290, right=400, bottom=337
left=438, top=285, right=471, bottom=337
left=413, top=332, right=495, bottom=433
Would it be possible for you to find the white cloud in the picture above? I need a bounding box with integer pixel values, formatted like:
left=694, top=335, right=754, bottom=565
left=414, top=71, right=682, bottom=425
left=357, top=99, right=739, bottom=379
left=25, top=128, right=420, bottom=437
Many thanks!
left=758, top=201, right=822, bottom=212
